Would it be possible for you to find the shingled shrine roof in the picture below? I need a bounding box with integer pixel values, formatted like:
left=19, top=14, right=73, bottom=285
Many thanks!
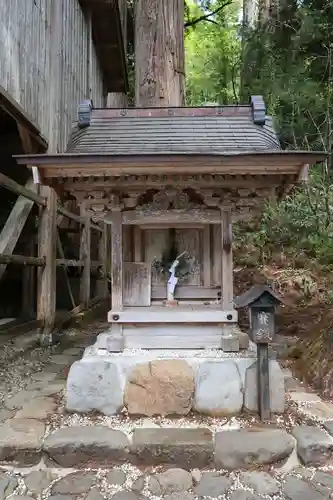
left=66, top=97, right=280, bottom=156
left=14, top=96, right=326, bottom=179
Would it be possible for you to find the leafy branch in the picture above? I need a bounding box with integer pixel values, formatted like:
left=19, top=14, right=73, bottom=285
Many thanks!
left=184, top=0, right=233, bottom=28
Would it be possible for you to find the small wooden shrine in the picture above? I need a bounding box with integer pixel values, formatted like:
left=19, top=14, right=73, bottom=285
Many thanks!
left=16, top=97, right=325, bottom=351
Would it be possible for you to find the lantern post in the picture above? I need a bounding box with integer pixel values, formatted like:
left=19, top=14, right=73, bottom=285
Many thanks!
left=234, top=284, right=283, bottom=421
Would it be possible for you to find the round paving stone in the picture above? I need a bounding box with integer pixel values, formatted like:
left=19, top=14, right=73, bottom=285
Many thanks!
left=193, top=472, right=231, bottom=497
left=49, top=496, right=76, bottom=500
left=9, top=497, right=34, bottom=500
left=39, top=382, right=65, bottom=396
left=111, top=493, right=141, bottom=500
left=148, top=469, right=193, bottom=495
left=63, top=348, right=83, bottom=356
left=86, top=487, right=105, bottom=500
left=107, top=470, right=127, bottom=486
left=15, top=397, right=57, bottom=420
left=52, top=473, right=95, bottom=495
left=0, top=409, right=15, bottom=423
left=25, top=470, right=56, bottom=495
left=49, top=355, right=74, bottom=365
left=239, top=471, right=280, bottom=495
left=131, top=476, right=145, bottom=493
left=0, top=474, right=18, bottom=500
left=312, top=470, right=333, bottom=488
left=30, top=372, right=57, bottom=383
left=164, top=494, right=195, bottom=500
left=229, top=491, right=257, bottom=500
left=5, top=391, right=40, bottom=410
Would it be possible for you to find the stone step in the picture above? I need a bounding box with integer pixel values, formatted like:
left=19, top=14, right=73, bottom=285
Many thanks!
left=1, top=464, right=333, bottom=500
left=2, top=421, right=333, bottom=473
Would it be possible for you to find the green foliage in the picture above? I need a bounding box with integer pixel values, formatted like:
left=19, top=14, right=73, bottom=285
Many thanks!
left=185, top=0, right=333, bottom=275
left=185, top=0, right=242, bottom=105
left=236, top=1, right=333, bottom=272
left=234, top=168, right=333, bottom=269
left=242, top=1, right=333, bottom=153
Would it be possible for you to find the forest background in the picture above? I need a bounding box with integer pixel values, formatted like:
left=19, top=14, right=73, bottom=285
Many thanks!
left=185, top=0, right=333, bottom=280
left=182, top=0, right=333, bottom=395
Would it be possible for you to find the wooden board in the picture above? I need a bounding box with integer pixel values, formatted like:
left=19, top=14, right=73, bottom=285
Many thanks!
left=0, top=179, right=36, bottom=282
left=152, top=284, right=220, bottom=300
left=212, top=225, right=221, bottom=286
left=123, top=325, right=225, bottom=349
left=175, top=228, right=202, bottom=286
left=108, top=307, right=237, bottom=323
left=123, top=262, right=151, bottom=307
left=143, top=229, right=169, bottom=286
left=123, top=225, right=132, bottom=261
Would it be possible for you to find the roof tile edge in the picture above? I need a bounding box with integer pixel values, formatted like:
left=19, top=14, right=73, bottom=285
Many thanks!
left=78, top=100, right=93, bottom=129
left=250, top=95, right=266, bottom=126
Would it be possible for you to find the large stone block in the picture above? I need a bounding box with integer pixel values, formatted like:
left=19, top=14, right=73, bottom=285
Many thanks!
left=282, top=475, right=326, bottom=500
left=131, top=428, right=214, bottom=469
left=194, top=361, right=243, bottom=415
left=124, top=360, right=194, bottom=416
left=244, top=359, right=285, bottom=413
left=43, top=426, right=130, bottom=467
left=215, top=428, right=294, bottom=469
left=293, top=425, right=333, bottom=466
left=0, top=418, right=45, bottom=466
left=66, top=358, right=123, bottom=415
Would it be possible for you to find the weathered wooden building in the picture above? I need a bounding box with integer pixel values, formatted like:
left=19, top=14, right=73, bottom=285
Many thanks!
left=0, top=0, right=127, bottom=319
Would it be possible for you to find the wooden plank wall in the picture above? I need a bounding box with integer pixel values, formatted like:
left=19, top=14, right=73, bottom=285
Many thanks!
left=0, top=0, right=105, bottom=152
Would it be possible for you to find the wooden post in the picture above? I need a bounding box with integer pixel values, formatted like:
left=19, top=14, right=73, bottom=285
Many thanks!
left=97, top=223, right=109, bottom=298
left=257, top=343, right=270, bottom=421
left=107, top=202, right=124, bottom=352
left=37, top=186, right=57, bottom=345
left=111, top=209, right=123, bottom=310
left=80, top=207, right=91, bottom=307
left=203, top=225, right=211, bottom=286
left=220, top=209, right=233, bottom=309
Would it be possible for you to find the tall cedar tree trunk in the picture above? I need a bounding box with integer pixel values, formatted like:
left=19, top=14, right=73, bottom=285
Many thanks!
left=135, top=0, right=185, bottom=107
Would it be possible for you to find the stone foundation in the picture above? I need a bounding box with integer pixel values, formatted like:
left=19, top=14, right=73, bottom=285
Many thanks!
left=66, top=348, right=285, bottom=416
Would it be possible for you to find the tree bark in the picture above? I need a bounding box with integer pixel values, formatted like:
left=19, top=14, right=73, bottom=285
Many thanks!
left=135, top=0, right=185, bottom=107
left=243, top=0, right=257, bottom=27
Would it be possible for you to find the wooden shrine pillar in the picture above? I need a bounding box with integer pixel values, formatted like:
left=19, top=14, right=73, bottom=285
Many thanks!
left=107, top=200, right=124, bottom=351
left=221, top=209, right=233, bottom=309
left=203, top=225, right=211, bottom=286
left=37, top=186, right=57, bottom=345
left=97, top=222, right=109, bottom=298
left=80, top=206, right=91, bottom=307
left=111, top=209, right=123, bottom=310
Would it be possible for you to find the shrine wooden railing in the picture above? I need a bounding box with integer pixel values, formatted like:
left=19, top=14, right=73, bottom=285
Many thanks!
left=0, top=173, right=109, bottom=342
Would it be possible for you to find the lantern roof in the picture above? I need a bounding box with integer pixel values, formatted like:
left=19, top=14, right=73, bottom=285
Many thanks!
left=234, top=284, right=283, bottom=309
